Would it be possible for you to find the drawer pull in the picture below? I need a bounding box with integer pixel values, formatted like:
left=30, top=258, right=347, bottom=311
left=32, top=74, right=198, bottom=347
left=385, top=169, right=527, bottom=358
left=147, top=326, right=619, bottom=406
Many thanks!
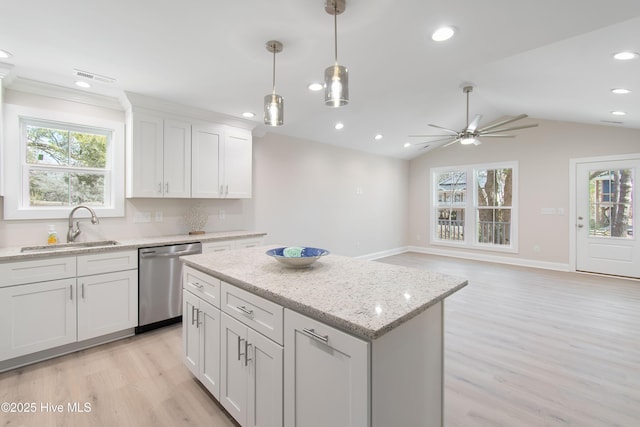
left=302, top=328, right=329, bottom=343
left=237, top=305, right=254, bottom=318
left=191, top=281, right=204, bottom=289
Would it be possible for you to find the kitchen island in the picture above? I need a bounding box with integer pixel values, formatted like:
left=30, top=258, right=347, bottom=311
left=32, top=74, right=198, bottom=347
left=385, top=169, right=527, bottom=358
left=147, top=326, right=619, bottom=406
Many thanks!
left=181, top=246, right=468, bottom=427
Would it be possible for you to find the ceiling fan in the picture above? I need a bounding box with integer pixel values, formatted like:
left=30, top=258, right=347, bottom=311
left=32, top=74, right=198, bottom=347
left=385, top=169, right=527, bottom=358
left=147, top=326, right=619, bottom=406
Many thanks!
left=409, top=85, right=538, bottom=148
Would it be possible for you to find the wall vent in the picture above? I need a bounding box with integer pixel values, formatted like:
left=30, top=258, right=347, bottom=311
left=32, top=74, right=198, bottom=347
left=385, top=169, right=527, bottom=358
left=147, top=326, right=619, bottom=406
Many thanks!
left=73, top=69, right=115, bottom=84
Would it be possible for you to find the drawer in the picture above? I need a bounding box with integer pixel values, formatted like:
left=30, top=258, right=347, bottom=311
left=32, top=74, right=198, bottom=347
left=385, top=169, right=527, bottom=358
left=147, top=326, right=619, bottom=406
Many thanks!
left=0, top=256, right=77, bottom=287
left=221, top=281, right=283, bottom=345
left=183, top=266, right=221, bottom=308
left=77, top=250, right=137, bottom=276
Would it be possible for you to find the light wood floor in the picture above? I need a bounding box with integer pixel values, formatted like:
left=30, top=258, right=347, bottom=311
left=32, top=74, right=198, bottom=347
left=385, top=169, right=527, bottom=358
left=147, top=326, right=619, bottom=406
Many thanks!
left=1, top=253, right=639, bottom=427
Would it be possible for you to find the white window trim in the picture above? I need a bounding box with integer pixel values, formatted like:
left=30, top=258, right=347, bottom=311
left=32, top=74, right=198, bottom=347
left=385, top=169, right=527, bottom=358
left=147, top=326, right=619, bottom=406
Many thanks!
left=430, top=161, right=519, bottom=253
left=3, top=103, right=125, bottom=220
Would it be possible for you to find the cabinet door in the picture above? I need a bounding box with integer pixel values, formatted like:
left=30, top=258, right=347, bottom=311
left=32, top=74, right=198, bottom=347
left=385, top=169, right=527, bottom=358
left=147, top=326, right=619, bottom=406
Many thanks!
left=183, top=289, right=200, bottom=377
left=77, top=270, right=138, bottom=341
left=130, top=112, right=164, bottom=197
left=223, top=128, right=252, bottom=199
left=284, top=309, right=370, bottom=427
left=163, top=119, right=191, bottom=198
left=0, top=279, right=77, bottom=361
left=199, top=299, right=221, bottom=399
left=220, top=313, right=248, bottom=426
left=192, top=124, right=223, bottom=198
left=247, top=328, right=283, bottom=427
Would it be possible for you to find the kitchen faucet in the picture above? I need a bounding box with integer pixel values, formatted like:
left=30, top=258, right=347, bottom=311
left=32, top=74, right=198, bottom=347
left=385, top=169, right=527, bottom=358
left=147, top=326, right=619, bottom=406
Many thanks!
left=67, top=205, right=100, bottom=243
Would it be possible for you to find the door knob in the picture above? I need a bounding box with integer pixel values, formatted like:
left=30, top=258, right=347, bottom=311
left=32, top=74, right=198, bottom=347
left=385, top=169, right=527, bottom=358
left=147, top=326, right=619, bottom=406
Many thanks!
left=577, top=224, right=584, bottom=228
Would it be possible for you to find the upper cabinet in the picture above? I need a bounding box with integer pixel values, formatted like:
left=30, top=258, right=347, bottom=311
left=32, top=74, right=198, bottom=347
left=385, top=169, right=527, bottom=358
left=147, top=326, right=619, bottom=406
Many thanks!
left=125, top=93, right=254, bottom=199
left=191, top=124, right=252, bottom=199
left=127, top=112, right=191, bottom=198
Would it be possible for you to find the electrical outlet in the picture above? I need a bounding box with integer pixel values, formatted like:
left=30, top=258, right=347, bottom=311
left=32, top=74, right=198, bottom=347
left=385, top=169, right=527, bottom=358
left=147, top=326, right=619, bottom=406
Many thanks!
left=219, top=210, right=226, bottom=220
left=155, top=211, right=163, bottom=222
left=133, top=212, right=151, bottom=223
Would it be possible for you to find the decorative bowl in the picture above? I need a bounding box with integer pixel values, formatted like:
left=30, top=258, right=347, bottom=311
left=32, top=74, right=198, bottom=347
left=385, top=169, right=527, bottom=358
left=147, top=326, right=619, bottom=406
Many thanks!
left=266, top=247, right=330, bottom=268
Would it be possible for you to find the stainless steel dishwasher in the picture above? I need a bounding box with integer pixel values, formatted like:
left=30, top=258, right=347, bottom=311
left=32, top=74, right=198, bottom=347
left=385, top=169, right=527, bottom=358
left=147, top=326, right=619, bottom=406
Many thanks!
left=136, top=242, right=202, bottom=333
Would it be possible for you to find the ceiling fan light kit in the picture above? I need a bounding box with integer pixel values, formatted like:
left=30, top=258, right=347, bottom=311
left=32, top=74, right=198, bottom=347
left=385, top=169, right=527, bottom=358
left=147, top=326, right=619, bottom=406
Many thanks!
left=409, top=84, right=538, bottom=149
left=264, top=40, right=284, bottom=127
left=324, top=0, right=349, bottom=107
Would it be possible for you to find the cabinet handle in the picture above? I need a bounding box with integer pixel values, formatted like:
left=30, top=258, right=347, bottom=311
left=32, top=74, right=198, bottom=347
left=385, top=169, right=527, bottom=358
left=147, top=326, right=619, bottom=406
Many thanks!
left=158, top=183, right=162, bottom=193
left=238, top=336, right=246, bottom=361
left=81, top=283, right=85, bottom=299
left=70, top=285, right=73, bottom=301
left=219, top=185, right=224, bottom=195
left=196, top=309, right=201, bottom=327
left=244, top=341, right=252, bottom=366
left=191, top=281, right=203, bottom=289
left=302, top=328, right=329, bottom=343
left=165, top=182, right=169, bottom=193
left=191, top=306, right=197, bottom=326
left=237, top=306, right=254, bottom=318
left=225, top=185, right=229, bottom=195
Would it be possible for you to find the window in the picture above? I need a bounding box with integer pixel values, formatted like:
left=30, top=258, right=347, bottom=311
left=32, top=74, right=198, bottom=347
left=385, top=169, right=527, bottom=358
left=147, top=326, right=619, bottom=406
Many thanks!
left=24, top=119, right=110, bottom=208
left=4, top=104, right=125, bottom=220
left=432, top=162, right=518, bottom=252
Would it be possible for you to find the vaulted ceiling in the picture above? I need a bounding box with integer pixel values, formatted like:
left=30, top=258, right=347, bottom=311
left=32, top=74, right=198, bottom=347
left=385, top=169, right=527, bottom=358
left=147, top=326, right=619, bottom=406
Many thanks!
left=2, top=0, right=639, bottom=159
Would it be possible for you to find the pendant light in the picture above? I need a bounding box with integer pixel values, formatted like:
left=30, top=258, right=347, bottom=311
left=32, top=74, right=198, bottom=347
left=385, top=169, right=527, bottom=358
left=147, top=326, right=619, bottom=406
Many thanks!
left=324, top=0, right=348, bottom=107
left=264, top=40, right=284, bottom=126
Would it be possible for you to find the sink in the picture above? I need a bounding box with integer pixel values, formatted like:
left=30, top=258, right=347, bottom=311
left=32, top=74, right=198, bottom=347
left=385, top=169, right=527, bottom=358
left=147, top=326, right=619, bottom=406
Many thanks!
left=21, top=240, right=120, bottom=253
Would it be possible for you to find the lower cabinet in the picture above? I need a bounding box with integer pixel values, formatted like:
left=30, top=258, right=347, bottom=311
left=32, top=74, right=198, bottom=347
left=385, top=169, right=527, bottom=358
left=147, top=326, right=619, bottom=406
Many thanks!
left=77, top=270, right=138, bottom=341
left=0, top=278, right=77, bottom=360
left=183, top=289, right=221, bottom=398
left=220, top=312, right=283, bottom=427
left=283, top=309, right=370, bottom=427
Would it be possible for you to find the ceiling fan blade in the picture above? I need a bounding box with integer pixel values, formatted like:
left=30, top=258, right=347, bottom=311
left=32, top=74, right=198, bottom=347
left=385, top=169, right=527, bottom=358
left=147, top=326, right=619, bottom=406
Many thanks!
left=428, top=124, right=460, bottom=134
left=409, top=134, right=458, bottom=138
left=477, top=114, right=528, bottom=133
left=466, top=114, right=482, bottom=132
left=442, top=138, right=461, bottom=147
left=478, top=134, right=516, bottom=138
left=479, top=123, right=539, bottom=134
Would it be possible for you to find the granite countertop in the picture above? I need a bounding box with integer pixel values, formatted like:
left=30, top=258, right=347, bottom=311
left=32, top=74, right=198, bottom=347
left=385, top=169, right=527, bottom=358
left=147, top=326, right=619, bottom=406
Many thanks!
left=182, top=245, right=468, bottom=340
left=0, top=230, right=266, bottom=262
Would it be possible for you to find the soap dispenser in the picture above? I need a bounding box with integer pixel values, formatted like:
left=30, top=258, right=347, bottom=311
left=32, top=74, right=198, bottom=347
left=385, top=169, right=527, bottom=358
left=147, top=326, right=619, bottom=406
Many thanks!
left=47, top=225, right=58, bottom=245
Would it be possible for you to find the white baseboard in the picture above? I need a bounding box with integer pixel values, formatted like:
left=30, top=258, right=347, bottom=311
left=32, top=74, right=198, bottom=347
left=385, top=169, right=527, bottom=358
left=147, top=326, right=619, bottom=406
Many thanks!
left=356, top=246, right=409, bottom=261
left=406, top=246, right=571, bottom=272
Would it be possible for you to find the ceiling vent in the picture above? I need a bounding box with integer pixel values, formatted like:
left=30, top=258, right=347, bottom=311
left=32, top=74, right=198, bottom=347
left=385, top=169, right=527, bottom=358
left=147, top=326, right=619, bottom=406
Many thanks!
left=73, top=69, right=115, bottom=84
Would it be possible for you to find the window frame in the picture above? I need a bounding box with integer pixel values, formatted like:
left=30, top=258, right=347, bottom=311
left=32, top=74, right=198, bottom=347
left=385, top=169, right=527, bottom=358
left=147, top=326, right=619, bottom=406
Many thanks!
left=3, top=104, right=125, bottom=220
left=431, top=161, right=518, bottom=253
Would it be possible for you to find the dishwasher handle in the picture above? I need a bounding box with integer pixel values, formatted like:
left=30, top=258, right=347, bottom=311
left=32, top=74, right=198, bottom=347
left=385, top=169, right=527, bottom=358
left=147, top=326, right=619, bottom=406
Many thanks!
left=140, top=249, right=201, bottom=258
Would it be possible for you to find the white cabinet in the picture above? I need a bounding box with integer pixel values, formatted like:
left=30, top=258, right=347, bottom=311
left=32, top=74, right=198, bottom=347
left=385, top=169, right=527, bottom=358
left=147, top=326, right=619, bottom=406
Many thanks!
left=284, top=308, right=369, bottom=427
left=183, top=289, right=221, bottom=399
left=192, top=124, right=252, bottom=199
left=0, top=250, right=138, bottom=364
left=77, top=270, right=138, bottom=341
left=127, top=112, right=191, bottom=198
left=0, top=278, right=76, bottom=360
left=201, top=237, right=264, bottom=254
left=220, top=312, right=283, bottom=427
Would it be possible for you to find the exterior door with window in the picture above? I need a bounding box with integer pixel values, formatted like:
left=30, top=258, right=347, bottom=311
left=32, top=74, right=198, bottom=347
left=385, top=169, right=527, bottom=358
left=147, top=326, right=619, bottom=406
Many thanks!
left=576, top=158, right=639, bottom=278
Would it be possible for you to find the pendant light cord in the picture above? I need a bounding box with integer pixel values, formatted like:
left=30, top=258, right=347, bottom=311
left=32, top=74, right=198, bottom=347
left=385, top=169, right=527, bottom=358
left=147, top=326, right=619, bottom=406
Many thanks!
left=272, top=45, right=276, bottom=95
left=333, top=1, right=338, bottom=64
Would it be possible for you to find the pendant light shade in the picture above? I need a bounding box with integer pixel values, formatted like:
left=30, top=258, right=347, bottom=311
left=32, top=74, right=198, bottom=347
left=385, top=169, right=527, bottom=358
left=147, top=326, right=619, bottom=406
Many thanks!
left=324, top=0, right=348, bottom=107
left=264, top=40, right=283, bottom=126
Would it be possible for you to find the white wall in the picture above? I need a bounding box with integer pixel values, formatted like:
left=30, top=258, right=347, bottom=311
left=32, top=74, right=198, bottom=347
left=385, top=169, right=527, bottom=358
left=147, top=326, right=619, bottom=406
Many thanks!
left=408, top=118, right=640, bottom=267
left=253, top=133, right=409, bottom=256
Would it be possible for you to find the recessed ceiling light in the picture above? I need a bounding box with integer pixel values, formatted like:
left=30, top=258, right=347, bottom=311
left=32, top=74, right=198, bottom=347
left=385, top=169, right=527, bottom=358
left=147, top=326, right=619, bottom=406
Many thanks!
left=613, top=51, right=639, bottom=60
left=242, top=112, right=255, bottom=118
left=403, top=142, right=412, bottom=148
left=335, top=122, right=344, bottom=130
left=75, top=80, right=91, bottom=88
left=611, top=88, right=631, bottom=94
left=308, top=82, right=323, bottom=91
left=432, top=26, right=455, bottom=42
left=0, top=49, right=12, bottom=59
left=611, top=111, right=626, bottom=116
left=374, top=134, right=383, bottom=140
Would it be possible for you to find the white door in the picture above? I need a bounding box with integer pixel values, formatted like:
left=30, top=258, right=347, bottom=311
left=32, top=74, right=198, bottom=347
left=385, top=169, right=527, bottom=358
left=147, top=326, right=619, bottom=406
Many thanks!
left=224, top=129, right=253, bottom=199
left=247, top=328, right=283, bottom=427
left=576, top=158, right=639, bottom=278
left=199, top=299, right=221, bottom=399
left=220, top=313, right=248, bottom=425
left=182, top=289, right=200, bottom=377
left=163, top=119, right=192, bottom=198
left=130, top=112, right=164, bottom=197
left=192, top=124, right=222, bottom=198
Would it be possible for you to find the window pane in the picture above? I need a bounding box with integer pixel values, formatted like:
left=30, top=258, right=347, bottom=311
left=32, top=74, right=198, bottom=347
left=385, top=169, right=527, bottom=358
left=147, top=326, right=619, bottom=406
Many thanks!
left=29, top=170, right=105, bottom=207
left=26, top=125, right=70, bottom=166
left=437, top=171, right=466, bottom=205
left=589, top=169, right=633, bottom=238
left=70, top=132, right=108, bottom=168
left=476, top=168, right=512, bottom=207
left=436, top=208, right=465, bottom=241
left=477, top=208, right=511, bottom=245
